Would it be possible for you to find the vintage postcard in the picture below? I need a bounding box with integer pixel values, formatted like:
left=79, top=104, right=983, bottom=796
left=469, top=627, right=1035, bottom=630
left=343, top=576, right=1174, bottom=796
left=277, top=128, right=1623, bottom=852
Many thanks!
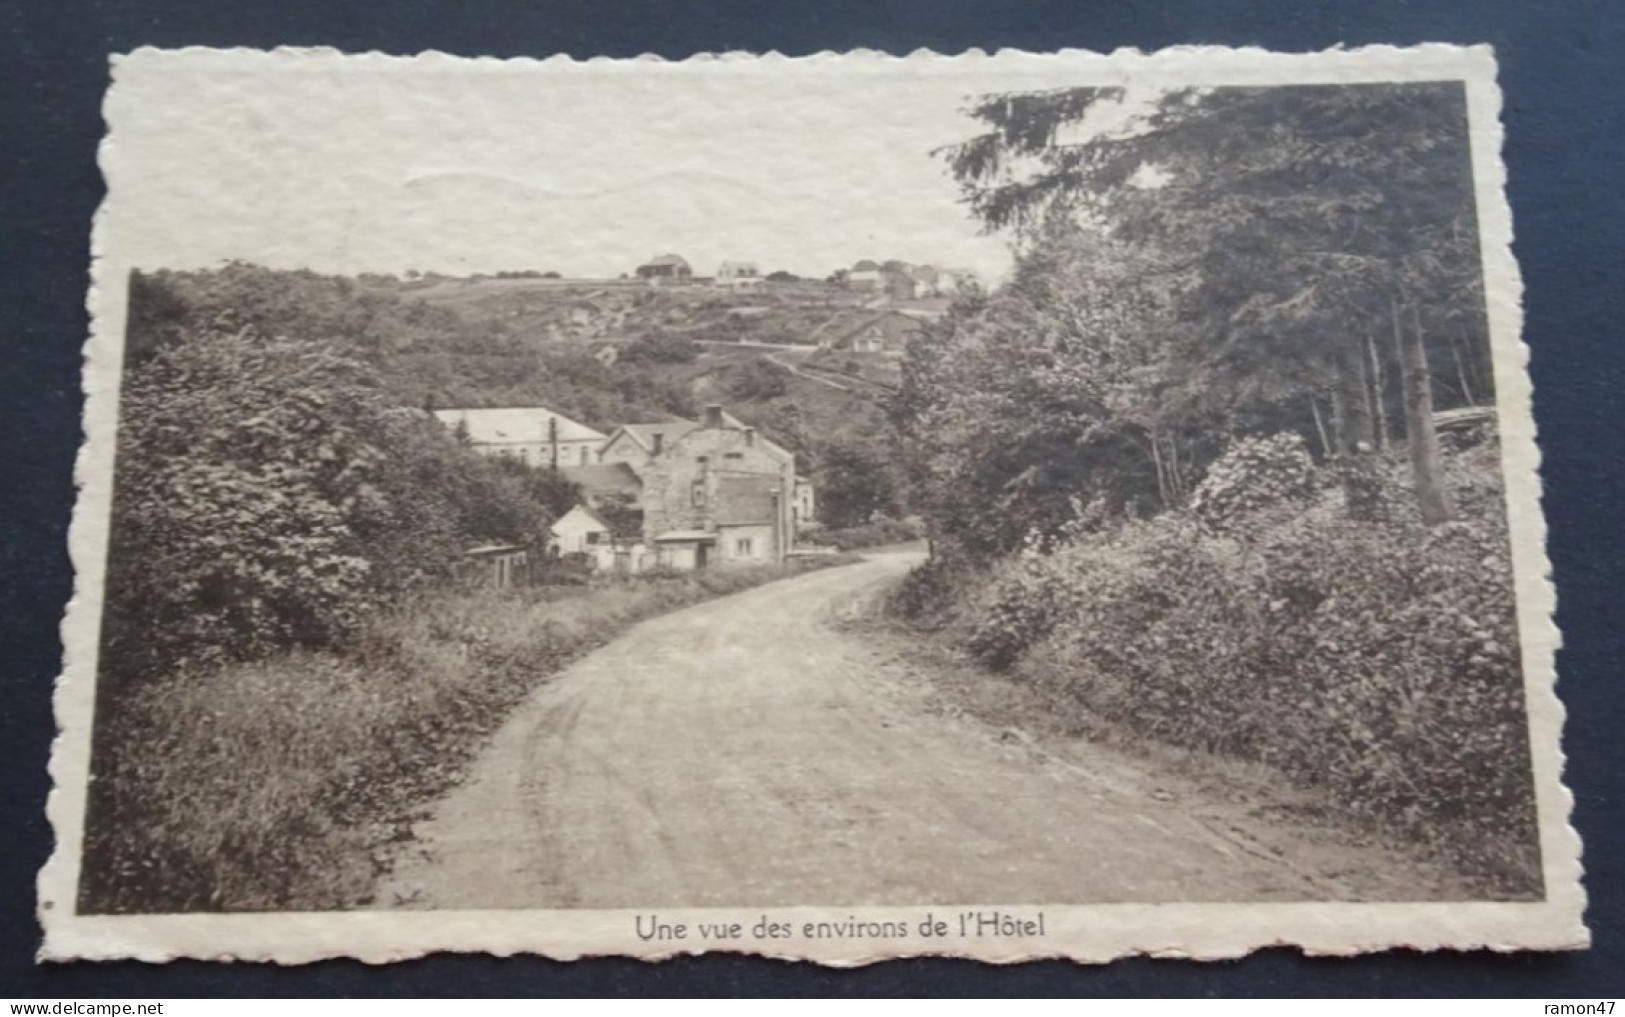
left=42, top=44, right=1586, bottom=964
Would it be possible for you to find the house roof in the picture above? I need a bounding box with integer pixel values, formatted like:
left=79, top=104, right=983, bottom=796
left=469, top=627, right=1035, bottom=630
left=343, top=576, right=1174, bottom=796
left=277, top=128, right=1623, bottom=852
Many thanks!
left=610, top=420, right=705, bottom=453
left=555, top=462, right=643, bottom=499
left=640, top=253, right=690, bottom=269
left=552, top=503, right=610, bottom=532
left=463, top=544, right=528, bottom=557
left=606, top=413, right=792, bottom=464
left=652, top=530, right=717, bottom=543
left=434, top=407, right=606, bottom=446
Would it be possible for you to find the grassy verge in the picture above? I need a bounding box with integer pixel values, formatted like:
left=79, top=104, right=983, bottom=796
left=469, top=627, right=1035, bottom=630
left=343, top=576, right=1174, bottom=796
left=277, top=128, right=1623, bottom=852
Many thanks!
left=80, top=559, right=848, bottom=913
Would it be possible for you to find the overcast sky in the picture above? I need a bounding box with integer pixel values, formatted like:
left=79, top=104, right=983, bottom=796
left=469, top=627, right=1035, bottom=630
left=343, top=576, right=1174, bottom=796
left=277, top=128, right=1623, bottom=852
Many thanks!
left=101, top=51, right=1158, bottom=284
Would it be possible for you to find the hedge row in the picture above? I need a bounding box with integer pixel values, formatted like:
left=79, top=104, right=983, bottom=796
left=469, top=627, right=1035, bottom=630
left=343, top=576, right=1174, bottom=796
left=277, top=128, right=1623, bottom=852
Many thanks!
left=896, top=438, right=1541, bottom=896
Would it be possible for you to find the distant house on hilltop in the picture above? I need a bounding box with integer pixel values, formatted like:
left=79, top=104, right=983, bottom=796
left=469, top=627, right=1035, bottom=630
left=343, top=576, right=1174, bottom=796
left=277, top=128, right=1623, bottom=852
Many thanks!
left=846, top=259, right=920, bottom=300
left=434, top=407, right=606, bottom=468
left=906, top=264, right=940, bottom=295
left=847, top=267, right=884, bottom=292
left=715, top=261, right=763, bottom=290
left=635, top=253, right=693, bottom=285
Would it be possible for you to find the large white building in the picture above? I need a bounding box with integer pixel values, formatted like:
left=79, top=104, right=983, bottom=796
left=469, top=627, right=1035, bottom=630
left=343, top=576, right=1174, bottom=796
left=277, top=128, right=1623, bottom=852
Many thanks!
left=434, top=407, right=606, bottom=468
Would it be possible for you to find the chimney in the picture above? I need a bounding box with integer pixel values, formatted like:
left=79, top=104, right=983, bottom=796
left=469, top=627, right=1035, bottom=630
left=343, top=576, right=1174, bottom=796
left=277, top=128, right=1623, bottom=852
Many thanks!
left=744, top=427, right=755, bottom=448
left=703, top=404, right=724, bottom=429
left=652, top=431, right=664, bottom=455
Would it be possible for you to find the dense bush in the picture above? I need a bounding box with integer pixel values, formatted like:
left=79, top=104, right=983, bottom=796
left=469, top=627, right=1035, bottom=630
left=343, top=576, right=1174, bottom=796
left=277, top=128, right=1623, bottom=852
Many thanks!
left=819, top=517, right=925, bottom=551
left=1188, top=432, right=1317, bottom=529
left=99, top=322, right=558, bottom=684
left=80, top=559, right=847, bottom=913
left=915, top=442, right=1540, bottom=895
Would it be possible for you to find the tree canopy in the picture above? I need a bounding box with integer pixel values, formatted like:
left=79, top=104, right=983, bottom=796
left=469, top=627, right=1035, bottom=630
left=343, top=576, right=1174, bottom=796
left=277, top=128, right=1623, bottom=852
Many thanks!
left=901, top=82, right=1494, bottom=555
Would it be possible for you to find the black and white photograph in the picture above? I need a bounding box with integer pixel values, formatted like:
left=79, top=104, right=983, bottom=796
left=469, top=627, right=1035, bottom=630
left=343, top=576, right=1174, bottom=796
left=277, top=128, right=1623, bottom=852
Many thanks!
left=40, top=45, right=1584, bottom=964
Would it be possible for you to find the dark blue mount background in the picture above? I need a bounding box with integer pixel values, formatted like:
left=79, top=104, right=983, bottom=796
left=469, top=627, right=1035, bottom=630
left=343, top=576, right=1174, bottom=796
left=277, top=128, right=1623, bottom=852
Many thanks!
left=2, top=0, right=1621, bottom=998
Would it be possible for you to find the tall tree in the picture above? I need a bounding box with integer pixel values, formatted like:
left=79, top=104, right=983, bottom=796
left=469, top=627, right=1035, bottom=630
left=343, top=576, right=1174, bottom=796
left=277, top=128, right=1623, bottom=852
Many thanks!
left=942, top=82, right=1489, bottom=522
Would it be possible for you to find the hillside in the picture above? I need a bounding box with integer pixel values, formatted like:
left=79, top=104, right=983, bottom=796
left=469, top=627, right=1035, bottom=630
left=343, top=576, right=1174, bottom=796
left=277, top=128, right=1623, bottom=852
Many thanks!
left=129, top=265, right=918, bottom=527
left=385, top=275, right=921, bottom=458
left=407, top=275, right=894, bottom=349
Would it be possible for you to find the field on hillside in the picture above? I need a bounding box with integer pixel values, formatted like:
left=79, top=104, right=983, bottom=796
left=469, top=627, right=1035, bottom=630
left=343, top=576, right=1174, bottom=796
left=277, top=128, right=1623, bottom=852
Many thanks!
left=407, top=276, right=889, bottom=350
left=383, top=275, right=910, bottom=461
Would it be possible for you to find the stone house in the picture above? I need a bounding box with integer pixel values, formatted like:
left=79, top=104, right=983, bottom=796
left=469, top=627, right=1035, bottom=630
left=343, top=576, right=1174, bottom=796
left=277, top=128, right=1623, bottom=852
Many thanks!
left=599, top=411, right=815, bottom=534
left=640, top=405, right=798, bottom=569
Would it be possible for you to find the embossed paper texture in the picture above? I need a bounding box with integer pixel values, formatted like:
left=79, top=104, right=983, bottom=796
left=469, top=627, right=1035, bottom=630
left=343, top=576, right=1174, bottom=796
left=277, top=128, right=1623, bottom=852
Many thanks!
left=41, top=44, right=1585, bottom=964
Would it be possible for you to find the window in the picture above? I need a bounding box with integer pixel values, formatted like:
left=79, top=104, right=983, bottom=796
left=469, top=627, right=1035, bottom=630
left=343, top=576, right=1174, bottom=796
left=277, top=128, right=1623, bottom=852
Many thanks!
left=580, top=446, right=590, bottom=465
left=735, top=538, right=754, bottom=557
left=692, top=482, right=706, bottom=507
left=586, top=532, right=602, bottom=545
left=724, top=452, right=743, bottom=460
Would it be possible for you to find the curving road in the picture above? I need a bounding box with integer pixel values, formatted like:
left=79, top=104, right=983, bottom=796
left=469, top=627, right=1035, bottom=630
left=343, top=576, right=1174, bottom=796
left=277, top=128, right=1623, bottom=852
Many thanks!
left=382, top=552, right=1452, bottom=909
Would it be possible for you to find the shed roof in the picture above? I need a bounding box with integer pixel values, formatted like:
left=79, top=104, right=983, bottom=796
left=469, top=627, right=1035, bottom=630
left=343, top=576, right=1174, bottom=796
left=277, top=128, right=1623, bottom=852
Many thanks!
left=551, top=504, right=610, bottom=532
left=652, top=530, right=717, bottom=543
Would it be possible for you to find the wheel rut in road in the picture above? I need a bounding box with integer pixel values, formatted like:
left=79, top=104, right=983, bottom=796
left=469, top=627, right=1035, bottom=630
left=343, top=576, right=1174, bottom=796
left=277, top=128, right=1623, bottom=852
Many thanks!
left=382, top=552, right=1454, bottom=909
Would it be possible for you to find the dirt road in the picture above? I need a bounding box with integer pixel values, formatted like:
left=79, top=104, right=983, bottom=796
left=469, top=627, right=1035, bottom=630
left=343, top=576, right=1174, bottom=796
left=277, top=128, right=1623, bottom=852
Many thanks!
left=384, top=552, right=1451, bottom=909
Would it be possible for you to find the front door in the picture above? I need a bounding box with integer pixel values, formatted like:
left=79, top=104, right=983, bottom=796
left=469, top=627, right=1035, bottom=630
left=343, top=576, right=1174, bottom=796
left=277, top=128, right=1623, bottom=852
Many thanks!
left=694, top=543, right=709, bottom=570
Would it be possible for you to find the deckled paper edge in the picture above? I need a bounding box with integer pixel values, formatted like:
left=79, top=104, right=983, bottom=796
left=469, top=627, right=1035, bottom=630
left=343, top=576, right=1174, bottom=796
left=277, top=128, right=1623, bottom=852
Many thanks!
left=37, top=41, right=1588, bottom=966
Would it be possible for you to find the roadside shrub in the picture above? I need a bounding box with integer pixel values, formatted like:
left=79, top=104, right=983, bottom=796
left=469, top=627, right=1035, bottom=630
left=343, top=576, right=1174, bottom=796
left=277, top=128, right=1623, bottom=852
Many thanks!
left=99, top=322, right=556, bottom=685
left=905, top=441, right=1540, bottom=895
left=1188, top=432, right=1316, bottom=530
left=886, top=554, right=968, bottom=624
left=965, top=552, right=1067, bottom=671
left=820, top=517, right=925, bottom=551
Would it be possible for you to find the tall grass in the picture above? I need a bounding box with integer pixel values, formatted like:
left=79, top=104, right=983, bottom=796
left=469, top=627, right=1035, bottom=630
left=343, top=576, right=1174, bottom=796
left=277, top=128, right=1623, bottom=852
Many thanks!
left=80, top=562, right=839, bottom=913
